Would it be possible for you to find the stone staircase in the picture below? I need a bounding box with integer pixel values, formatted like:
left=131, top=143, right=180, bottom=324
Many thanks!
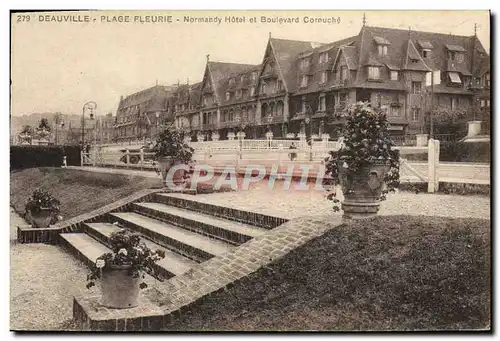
left=59, top=192, right=284, bottom=287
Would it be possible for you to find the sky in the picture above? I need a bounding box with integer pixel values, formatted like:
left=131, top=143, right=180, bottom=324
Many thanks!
left=10, top=10, right=490, bottom=118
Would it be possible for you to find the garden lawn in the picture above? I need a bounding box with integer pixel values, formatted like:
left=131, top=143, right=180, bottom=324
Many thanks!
left=10, top=167, right=161, bottom=220
left=165, top=215, right=491, bottom=331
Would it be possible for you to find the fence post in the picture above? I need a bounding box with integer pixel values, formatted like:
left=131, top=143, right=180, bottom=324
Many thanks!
left=235, top=144, right=240, bottom=173
left=278, top=144, right=283, bottom=171
left=427, top=139, right=440, bottom=193
left=125, top=149, right=130, bottom=168
left=80, top=151, right=83, bottom=166
left=140, top=147, right=144, bottom=170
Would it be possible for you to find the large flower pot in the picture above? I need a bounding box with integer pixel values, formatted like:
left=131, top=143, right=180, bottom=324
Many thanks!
left=338, top=161, right=390, bottom=219
left=101, top=265, right=140, bottom=309
left=29, top=208, right=53, bottom=228
left=158, top=156, right=185, bottom=188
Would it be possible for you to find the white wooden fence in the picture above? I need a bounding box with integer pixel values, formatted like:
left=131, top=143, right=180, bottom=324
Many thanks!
left=83, top=139, right=442, bottom=192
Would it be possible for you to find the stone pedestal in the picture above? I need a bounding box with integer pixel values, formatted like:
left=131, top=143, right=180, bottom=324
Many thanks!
left=416, top=134, right=428, bottom=147
left=467, top=121, right=482, bottom=137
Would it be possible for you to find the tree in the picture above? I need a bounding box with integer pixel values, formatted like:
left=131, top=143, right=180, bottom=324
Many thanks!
left=39, top=118, right=51, bottom=131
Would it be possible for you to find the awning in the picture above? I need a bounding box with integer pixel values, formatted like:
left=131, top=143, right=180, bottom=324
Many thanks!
left=418, top=41, right=434, bottom=49
left=385, top=63, right=400, bottom=71
left=373, top=36, right=390, bottom=45
left=448, top=72, right=462, bottom=84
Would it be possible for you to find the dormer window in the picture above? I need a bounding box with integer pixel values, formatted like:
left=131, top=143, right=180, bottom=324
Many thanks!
left=319, top=52, right=329, bottom=63
left=300, top=75, right=309, bottom=88
left=367, top=67, right=380, bottom=80
left=320, top=71, right=328, bottom=84
left=250, top=86, right=255, bottom=96
left=225, top=92, right=231, bottom=101
left=340, top=66, right=348, bottom=81
left=301, top=58, right=310, bottom=69
left=252, top=72, right=258, bottom=81
left=378, top=45, right=388, bottom=56
left=422, top=49, right=430, bottom=58
left=241, top=74, right=247, bottom=83
left=390, top=71, right=398, bottom=81
left=485, top=73, right=490, bottom=87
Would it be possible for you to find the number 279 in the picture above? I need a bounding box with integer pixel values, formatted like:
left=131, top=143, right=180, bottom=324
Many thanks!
left=16, top=15, right=31, bottom=23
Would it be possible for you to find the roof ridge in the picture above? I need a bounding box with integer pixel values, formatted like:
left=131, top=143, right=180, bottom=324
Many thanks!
left=364, top=25, right=473, bottom=39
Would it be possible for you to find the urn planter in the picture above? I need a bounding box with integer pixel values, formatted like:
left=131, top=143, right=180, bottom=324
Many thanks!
left=158, top=156, right=185, bottom=187
left=29, top=208, right=53, bottom=229
left=338, top=161, right=390, bottom=219
left=101, top=265, right=140, bottom=309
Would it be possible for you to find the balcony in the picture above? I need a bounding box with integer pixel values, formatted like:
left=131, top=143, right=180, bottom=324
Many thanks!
left=330, top=78, right=349, bottom=88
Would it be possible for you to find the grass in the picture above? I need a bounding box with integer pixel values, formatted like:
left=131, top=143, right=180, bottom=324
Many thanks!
left=10, top=168, right=161, bottom=221
left=10, top=167, right=233, bottom=221
left=164, top=215, right=491, bottom=331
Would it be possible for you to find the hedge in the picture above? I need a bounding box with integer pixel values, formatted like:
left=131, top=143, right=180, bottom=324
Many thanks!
left=440, top=141, right=490, bottom=163
left=10, top=145, right=82, bottom=170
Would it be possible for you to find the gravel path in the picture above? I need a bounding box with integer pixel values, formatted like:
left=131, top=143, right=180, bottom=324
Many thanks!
left=10, top=209, right=98, bottom=330
left=192, top=182, right=490, bottom=220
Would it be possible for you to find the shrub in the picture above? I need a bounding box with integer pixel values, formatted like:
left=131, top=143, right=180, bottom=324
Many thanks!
left=440, top=142, right=490, bottom=163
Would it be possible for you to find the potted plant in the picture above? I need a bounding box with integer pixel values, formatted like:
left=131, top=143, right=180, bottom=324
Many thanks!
left=86, top=228, right=166, bottom=309
left=24, top=189, right=61, bottom=228
left=324, top=102, right=400, bottom=219
left=151, top=123, right=194, bottom=187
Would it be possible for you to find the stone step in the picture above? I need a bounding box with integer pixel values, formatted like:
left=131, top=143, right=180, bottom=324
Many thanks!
left=108, top=212, right=233, bottom=263
left=59, top=232, right=158, bottom=287
left=154, top=193, right=289, bottom=229
left=84, top=222, right=197, bottom=280
left=132, top=202, right=267, bottom=245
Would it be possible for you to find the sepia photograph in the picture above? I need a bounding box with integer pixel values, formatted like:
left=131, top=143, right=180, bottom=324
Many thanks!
left=9, top=9, right=491, bottom=332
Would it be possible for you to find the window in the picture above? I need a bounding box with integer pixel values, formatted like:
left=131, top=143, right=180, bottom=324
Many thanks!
left=300, top=75, right=308, bottom=88
left=422, top=50, right=429, bottom=58
left=276, top=80, right=283, bottom=92
left=368, top=67, right=380, bottom=80
left=486, top=99, right=491, bottom=107
left=301, top=97, right=306, bottom=113
left=250, top=86, right=255, bottom=96
left=485, top=73, right=490, bottom=87
left=319, top=52, right=329, bottom=63
left=318, top=95, right=326, bottom=112
left=411, top=81, right=422, bottom=94
left=481, top=99, right=486, bottom=108
left=412, top=108, right=420, bottom=122
left=241, top=75, right=247, bottom=83
left=225, top=92, right=230, bottom=101
left=229, top=78, right=235, bottom=86
left=390, top=105, right=400, bottom=117
left=340, top=66, right=348, bottom=81
left=301, top=58, right=310, bottom=69
left=236, top=89, right=242, bottom=99
left=451, top=97, right=458, bottom=111
left=252, top=72, right=258, bottom=81
left=448, top=51, right=456, bottom=60
left=378, top=45, right=388, bottom=56
left=260, top=82, right=267, bottom=94
left=339, top=93, right=347, bottom=108
left=390, top=71, right=398, bottom=81
left=320, top=72, right=328, bottom=84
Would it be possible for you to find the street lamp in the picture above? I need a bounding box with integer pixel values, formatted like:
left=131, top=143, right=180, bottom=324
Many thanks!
left=81, top=101, right=97, bottom=145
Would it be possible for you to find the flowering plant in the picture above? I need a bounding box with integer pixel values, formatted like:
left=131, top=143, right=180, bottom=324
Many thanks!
left=25, top=188, right=61, bottom=215
left=323, top=102, right=400, bottom=211
left=86, top=227, right=166, bottom=290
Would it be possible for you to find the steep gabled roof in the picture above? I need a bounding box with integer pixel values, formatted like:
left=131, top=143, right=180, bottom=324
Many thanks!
left=207, top=61, right=258, bottom=103
left=403, top=40, right=431, bottom=71
left=269, top=37, right=320, bottom=92
left=218, top=64, right=261, bottom=106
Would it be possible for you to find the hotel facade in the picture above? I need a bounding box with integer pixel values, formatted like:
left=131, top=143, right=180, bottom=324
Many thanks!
left=114, top=24, right=490, bottom=142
